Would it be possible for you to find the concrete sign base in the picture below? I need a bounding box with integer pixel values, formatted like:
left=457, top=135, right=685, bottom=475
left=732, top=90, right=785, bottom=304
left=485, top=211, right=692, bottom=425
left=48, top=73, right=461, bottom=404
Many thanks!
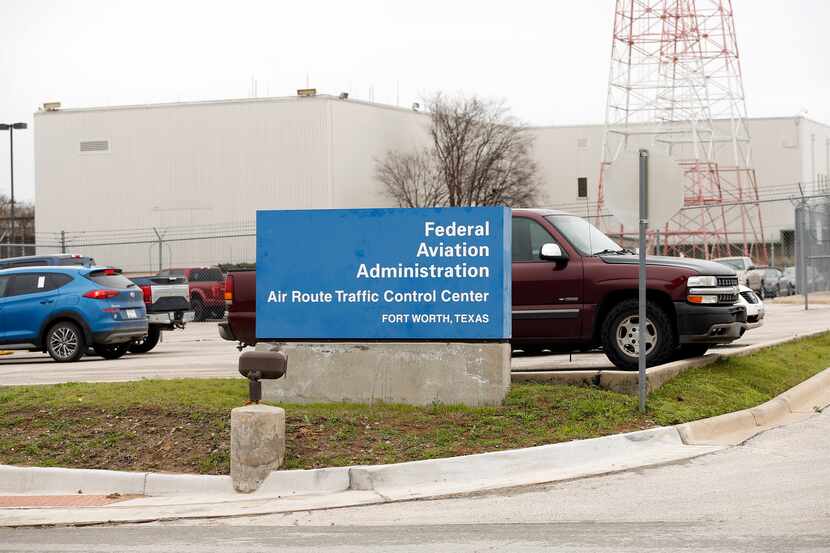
left=260, top=342, right=511, bottom=407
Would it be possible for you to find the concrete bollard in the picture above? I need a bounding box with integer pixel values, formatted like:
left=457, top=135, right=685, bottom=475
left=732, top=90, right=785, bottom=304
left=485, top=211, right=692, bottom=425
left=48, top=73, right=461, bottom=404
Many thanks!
left=230, top=404, right=286, bottom=493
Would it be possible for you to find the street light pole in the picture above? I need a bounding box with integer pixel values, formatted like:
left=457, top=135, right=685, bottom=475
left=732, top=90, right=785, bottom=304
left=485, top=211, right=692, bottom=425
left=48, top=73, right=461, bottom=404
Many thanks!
left=0, top=122, right=28, bottom=257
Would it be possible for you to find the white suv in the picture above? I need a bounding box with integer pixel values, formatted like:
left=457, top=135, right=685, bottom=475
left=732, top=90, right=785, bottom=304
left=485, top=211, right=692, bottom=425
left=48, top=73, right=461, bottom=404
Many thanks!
left=712, top=256, right=755, bottom=286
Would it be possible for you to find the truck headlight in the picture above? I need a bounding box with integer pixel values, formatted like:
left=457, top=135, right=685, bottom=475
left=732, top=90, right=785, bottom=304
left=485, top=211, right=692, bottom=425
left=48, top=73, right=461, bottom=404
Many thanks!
left=687, top=276, right=718, bottom=287
left=687, top=294, right=719, bottom=304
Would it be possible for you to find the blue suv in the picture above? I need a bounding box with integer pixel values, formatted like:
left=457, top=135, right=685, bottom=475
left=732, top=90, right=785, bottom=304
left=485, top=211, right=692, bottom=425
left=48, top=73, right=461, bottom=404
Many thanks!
left=0, top=266, right=148, bottom=362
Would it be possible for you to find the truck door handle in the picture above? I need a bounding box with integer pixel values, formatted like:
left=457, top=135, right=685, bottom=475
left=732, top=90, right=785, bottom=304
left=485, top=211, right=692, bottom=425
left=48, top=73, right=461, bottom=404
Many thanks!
left=40, top=299, right=54, bottom=305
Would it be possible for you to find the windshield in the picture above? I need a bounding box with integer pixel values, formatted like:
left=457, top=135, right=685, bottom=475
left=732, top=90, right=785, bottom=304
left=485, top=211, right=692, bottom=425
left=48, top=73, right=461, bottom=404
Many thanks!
left=545, top=215, right=622, bottom=255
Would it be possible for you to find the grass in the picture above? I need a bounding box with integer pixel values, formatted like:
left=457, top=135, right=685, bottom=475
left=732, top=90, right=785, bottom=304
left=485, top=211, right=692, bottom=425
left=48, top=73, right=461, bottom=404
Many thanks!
left=1, top=331, right=828, bottom=474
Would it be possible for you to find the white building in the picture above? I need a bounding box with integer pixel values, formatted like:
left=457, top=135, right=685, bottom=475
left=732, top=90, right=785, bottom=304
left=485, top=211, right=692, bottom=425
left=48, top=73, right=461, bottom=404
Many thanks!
left=34, top=94, right=830, bottom=271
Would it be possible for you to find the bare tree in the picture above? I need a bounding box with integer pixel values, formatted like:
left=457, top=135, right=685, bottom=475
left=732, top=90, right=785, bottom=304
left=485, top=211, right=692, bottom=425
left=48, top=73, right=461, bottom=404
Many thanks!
left=375, top=149, right=446, bottom=208
left=0, top=194, right=35, bottom=252
left=377, top=93, right=540, bottom=207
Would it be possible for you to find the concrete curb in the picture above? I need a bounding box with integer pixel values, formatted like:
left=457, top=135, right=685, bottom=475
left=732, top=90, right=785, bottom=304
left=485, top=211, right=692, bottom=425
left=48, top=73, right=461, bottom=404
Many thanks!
left=677, top=367, right=830, bottom=446
left=0, top=465, right=351, bottom=498
left=347, top=426, right=720, bottom=501
left=778, top=368, right=830, bottom=413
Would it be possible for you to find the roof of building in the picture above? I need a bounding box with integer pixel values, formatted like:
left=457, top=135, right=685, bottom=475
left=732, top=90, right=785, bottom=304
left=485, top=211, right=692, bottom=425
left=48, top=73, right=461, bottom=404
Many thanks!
left=33, top=94, right=830, bottom=130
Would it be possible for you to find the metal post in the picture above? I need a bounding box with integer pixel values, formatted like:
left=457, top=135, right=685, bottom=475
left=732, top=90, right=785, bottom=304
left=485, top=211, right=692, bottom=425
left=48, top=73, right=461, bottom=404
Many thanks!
left=9, top=127, right=14, bottom=257
left=60, top=230, right=66, bottom=254
left=638, top=149, right=649, bottom=414
left=655, top=229, right=661, bottom=256
left=153, top=227, right=164, bottom=272
left=795, top=202, right=808, bottom=310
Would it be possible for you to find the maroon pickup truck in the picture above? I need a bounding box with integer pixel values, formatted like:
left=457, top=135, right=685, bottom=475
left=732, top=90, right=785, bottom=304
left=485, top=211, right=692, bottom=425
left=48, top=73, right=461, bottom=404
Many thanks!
left=219, top=209, right=745, bottom=369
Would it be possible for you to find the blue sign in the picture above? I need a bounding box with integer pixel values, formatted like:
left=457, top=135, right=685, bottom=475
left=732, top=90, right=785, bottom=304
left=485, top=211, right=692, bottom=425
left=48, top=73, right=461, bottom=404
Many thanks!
left=256, top=207, right=511, bottom=340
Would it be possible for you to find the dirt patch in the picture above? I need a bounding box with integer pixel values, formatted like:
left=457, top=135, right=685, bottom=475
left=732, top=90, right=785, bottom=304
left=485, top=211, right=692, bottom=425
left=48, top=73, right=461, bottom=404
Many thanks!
left=0, top=406, right=230, bottom=474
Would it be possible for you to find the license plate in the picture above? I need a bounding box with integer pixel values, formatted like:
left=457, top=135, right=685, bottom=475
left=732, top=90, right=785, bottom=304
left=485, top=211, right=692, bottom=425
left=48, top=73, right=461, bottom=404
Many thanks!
left=125, top=309, right=138, bottom=320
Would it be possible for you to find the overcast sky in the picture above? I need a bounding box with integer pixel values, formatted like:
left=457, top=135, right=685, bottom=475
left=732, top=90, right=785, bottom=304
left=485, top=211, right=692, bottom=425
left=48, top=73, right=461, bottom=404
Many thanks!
left=1, top=0, right=828, bottom=202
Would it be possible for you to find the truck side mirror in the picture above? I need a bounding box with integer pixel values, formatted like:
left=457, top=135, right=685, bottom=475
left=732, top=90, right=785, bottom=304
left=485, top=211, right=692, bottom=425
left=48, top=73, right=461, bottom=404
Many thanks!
left=540, top=243, right=568, bottom=261
left=239, top=350, right=287, bottom=404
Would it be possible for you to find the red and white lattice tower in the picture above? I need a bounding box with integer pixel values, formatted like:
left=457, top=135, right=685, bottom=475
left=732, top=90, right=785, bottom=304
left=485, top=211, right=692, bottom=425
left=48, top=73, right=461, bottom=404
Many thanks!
left=596, top=0, right=767, bottom=261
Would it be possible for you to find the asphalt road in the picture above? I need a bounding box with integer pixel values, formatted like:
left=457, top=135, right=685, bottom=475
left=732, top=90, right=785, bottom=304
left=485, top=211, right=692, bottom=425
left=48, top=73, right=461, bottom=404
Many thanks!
left=0, top=303, right=828, bottom=386
left=2, top=410, right=828, bottom=552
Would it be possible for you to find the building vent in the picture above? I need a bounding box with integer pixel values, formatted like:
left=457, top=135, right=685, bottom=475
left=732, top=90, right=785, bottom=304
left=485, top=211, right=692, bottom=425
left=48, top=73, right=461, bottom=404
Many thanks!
left=577, top=138, right=589, bottom=149
left=80, top=140, right=109, bottom=153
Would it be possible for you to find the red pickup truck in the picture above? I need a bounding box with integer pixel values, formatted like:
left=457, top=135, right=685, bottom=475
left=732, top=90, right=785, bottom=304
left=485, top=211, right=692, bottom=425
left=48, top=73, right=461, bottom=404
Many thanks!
left=219, top=209, right=745, bottom=369
left=158, top=267, right=226, bottom=321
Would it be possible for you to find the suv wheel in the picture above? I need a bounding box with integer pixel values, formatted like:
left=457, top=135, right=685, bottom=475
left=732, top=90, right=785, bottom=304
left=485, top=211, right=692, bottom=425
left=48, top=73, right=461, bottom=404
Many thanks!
left=128, top=326, right=161, bottom=354
left=46, top=321, right=85, bottom=363
left=93, top=343, right=130, bottom=360
left=601, top=299, right=675, bottom=370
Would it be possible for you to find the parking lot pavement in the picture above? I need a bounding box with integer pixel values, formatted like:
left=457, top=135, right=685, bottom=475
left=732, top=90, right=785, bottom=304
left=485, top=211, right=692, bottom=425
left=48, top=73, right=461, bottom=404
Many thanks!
left=0, top=303, right=828, bottom=387
left=0, top=322, right=240, bottom=386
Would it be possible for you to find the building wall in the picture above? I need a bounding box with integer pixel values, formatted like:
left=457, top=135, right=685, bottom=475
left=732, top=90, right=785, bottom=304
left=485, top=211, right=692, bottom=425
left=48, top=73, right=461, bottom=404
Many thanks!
left=798, top=118, right=830, bottom=195
left=527, top=117, right=823, bottom=244
left=34, top=96, right=435, bottom=272
left=34, top=97, right=829, bottom=272
left=35, top=97, right=334, bottom=271
left=329, top=100, right=430, bottom=208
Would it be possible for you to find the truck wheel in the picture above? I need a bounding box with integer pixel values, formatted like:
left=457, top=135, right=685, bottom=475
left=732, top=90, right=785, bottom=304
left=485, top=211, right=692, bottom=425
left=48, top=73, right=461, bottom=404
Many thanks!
left=128, top=326, right=161, bottom=354
left=93, top=343, right=130, bottom=360
left=601, top=299, right=675, bottom=371
left=192, top=297, right=206, bottom=321
left=46, top=321, right=86, bottom=363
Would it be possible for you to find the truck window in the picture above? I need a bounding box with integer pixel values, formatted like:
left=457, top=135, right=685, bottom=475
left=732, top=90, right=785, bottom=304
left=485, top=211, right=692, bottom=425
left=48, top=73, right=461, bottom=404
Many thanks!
left=512, top=218, right=556, bottom=262
left=190, top=268, right=224, bottom=282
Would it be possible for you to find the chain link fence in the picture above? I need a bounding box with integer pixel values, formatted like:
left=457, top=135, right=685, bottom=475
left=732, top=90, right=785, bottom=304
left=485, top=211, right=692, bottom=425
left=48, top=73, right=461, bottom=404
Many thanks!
left=0, top=214, right=36, bottom=259
left=22, top=220, right=256, bottom=275
left=795, top=198, right=830, bottom=299
left=4, top=202, right=826, bottom=303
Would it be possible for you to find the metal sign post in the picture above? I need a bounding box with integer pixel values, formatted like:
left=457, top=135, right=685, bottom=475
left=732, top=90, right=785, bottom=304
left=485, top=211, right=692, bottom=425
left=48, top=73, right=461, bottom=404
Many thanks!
left=638, top=149, right=649, bottom=413
left=603, top=146, right=683, bottom=414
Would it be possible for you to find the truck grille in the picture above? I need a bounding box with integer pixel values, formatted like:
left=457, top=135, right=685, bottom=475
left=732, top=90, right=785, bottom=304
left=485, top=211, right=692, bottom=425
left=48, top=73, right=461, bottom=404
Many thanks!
left=717, top=276, right=739, bottom=287
left=718, top=293, right=739, bottom=304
